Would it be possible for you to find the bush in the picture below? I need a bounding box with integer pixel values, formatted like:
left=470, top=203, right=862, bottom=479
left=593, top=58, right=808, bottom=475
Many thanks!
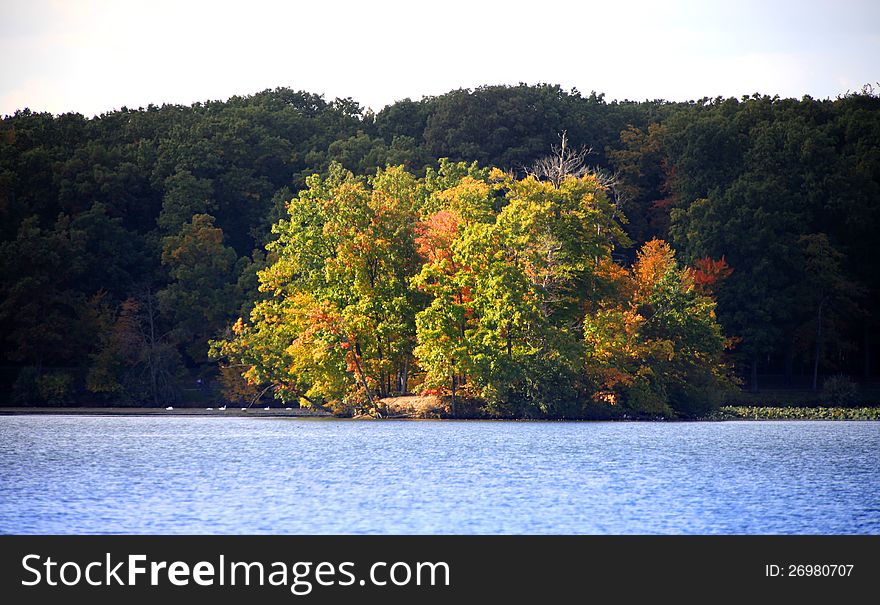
left=821, top=375, right=859, bottom=406
left=622, top=376, right=672, bottom=417
left=667, top=367, right=733, bottom=418
left=11, top=366, right=40, bottom=405
left=36, top=372, right=75, bottom=406
left=11, top=368, right=77, bottom=406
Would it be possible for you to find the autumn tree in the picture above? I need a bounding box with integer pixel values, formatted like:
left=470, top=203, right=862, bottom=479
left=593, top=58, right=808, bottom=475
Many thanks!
left=87, top=293, right=182, bottom=404
left=584, top=239, right=733, bottom=417
left=607, top=123, right=673, bottom=246
left=412, top=167, right=496, bottom=410
left=212, top=163, right=422, bottom=413
left=413, top=160, right=630, bottom=415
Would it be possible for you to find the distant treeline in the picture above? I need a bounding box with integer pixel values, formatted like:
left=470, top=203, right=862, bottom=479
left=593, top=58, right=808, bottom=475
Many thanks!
left=1, top=84, right=878, bottom=406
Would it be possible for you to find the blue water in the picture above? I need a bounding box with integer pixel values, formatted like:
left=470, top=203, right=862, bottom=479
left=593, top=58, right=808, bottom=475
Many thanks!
left=0, top=416, right=877, bottom=534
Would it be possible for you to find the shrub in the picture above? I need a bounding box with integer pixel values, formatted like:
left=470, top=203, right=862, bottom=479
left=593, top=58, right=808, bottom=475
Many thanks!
left=622, top=376, right=672, bottom=417
left=821, top=375, right=859, bottom=406
left=36, top=372, right=75, bottom=406
left=11, top=366, right=40, bottom=405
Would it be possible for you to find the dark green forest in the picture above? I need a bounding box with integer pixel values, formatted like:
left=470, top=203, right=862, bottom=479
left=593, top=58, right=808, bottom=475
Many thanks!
left=1, top=84, right=878, bottom=408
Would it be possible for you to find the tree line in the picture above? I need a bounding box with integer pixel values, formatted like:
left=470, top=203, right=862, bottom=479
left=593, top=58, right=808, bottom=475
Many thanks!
left=1, top=84, right=878, bottom=409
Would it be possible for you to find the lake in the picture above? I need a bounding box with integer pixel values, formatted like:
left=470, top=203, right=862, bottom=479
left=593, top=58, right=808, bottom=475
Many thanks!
left=1, top=416, right=878, bottom=534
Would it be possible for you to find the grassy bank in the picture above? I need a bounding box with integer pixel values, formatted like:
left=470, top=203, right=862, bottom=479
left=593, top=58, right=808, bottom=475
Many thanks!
left=710, top=406, right=880, bottom=421
left=377, top=395, right=880, bottom=421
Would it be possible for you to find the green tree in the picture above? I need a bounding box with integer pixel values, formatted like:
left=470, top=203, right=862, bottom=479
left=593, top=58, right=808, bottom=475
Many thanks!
left=159, top=214, right=240, bottom=363
left=213, top=164, right=421, bottom=413
left=414, top=164, right=629, bottom=415
left=796, top=234, right=863, bottom=390
left=157, top=169, right=214, bottom=233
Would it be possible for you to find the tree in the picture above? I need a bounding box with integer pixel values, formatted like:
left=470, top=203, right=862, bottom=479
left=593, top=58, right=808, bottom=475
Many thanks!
left=607, top=123, right=672, bottom=246
left=0, top=215, right=86, bottom=367
left=797, top=234, right=863, bottom=390
left=212, top=163, right=422, bottom=413
left=86, top=293, right=182, bottom=404
left=526, top=131, right=592, bottom=186
left=670, top=175, right=806, bottom=391
left=414, top=164, right=629, bottom=415
left=412, top=173, right=496, bottom=410
left=157, top=169, right=215, bottom=233
left=584, top=240, right=733, bottom=417
left=159, top=214, right=240, bottom=363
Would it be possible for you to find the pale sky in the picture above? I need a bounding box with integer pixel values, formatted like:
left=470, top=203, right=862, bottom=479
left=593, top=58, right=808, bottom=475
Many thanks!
left=1, top=0, right=878, bottom=117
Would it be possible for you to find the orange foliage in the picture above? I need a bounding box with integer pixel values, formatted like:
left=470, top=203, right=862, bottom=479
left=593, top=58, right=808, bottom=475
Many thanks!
left=592, top=391, right=618, bottom=405
left=691, top=256, right=733, bottom=294
left=602, top=367, right=635, bottom=388
left=415, top=210, right=460, bottom=264
left=633, top=238, right=676, bottom=294
left=594, top=258, right=632, bottom=299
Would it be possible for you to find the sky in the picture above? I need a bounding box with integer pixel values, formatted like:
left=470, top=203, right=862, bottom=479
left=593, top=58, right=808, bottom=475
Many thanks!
left=1, top=0, right=878, bottom=117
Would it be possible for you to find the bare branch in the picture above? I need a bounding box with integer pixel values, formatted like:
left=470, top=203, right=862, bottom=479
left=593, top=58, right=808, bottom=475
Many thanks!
left=525, top=131, right=593, bottom=186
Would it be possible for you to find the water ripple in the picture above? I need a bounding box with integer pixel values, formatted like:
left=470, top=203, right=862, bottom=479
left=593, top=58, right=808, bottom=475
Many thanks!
left=0, top=417, right=878, bottom=534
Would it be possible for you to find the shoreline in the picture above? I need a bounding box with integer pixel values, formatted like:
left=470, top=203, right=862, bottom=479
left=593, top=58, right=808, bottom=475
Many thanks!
left=1, top=406, right=879, bottom=421
left=0, top=407, right=331, bottom=418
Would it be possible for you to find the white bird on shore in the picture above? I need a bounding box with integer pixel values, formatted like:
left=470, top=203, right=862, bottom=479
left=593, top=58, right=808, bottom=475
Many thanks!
left=219, top=405, right=227, bottom=411
left=264, top=406, right=270, bottom=410
left=165, top=406, right=173, bottom=411
left=241, top=407, right=247, bottom=411
left=206, top=407, right=213, bottom=411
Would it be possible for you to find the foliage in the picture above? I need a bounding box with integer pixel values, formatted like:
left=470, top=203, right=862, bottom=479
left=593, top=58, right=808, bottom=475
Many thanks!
left=35, top=371, right=75, bottom=406
left=663, top=92, right=879, bottom=390
left=584, top=239, right=734, bottom=417
left=212, top=163, right=423, bottom=414
left=218, top=364, right=262, bottom=404
left=215, top=161, right=731, bottom=418
left=10, top=366, right=40, bottom=405
left=714, top=406, right=880, bottom=420
left=158, top=214, right=240, bottom=362
left=820, top=375, right=860, bottom=406
left=1, top=85, right=879, bottom=406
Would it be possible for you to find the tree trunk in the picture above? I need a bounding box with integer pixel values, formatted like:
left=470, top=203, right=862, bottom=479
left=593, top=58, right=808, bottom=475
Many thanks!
left=144, top=293, right=159, bottom=405
left=399, top=357, right=409, bottom=395
left=349, top=342, right=374, bottom=408
left=812, top=298, right=826, bottom=392
left=783, top=341, right=795, bottom=388
left=450, top=371, right=457, bottom=417
left=750, top=356, right=759, bottom=393
left=376, top=344, right=386, bottom=398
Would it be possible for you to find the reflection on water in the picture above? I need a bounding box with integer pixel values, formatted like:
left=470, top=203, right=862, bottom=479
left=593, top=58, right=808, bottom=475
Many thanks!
left=1, top=416, right=878, bottom=534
